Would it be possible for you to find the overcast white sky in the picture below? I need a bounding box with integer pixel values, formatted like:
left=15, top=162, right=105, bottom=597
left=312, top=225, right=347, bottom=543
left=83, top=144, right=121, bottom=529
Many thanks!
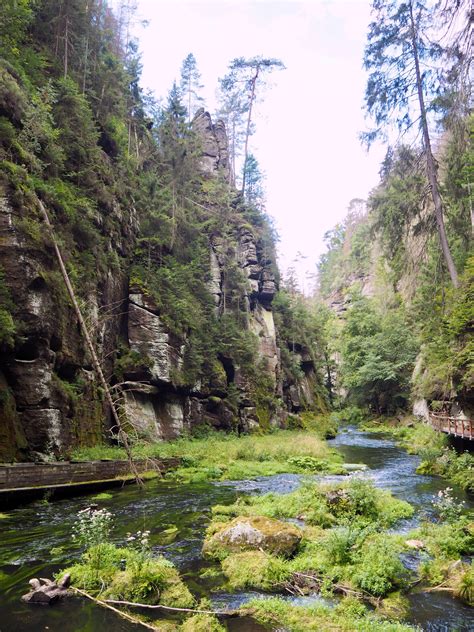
left=135, top=0, right=386, bottom=291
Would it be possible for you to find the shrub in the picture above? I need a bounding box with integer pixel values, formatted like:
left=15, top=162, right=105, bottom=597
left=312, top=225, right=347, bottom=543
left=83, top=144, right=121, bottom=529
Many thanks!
left=352, top=535, right=406, bottom=596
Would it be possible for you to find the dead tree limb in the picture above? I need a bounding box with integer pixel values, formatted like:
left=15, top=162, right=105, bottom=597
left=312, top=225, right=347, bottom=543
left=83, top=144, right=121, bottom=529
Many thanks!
left=105, top=598, right=239, bottom=617
left=71, top=588, right=159, bottom=629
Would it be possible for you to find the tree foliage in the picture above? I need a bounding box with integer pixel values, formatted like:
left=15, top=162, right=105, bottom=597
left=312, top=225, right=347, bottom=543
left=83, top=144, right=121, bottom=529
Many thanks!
left=218, top=56, right=284, bottom=193
left=179, top=52, right=204, bottom=122
left=340, top=294, right=417, bottom=413
left=363, top=0, right=465, bottom=287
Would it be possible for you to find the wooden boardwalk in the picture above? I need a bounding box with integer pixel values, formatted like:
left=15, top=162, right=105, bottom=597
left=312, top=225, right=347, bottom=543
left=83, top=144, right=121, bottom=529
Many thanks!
left=429, top=413, right=474, bottom=440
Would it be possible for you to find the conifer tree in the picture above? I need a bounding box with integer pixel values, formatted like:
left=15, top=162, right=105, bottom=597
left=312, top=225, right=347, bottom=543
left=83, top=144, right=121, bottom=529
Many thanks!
left=363, top=0, right=460, bottom=287
left=244, top=153, right=265, bottom=209
left=216, top=80, right=248, bottom=186
left=219, top=56, right=284, bottom=195
left=179, top=53, right=204, bottom=122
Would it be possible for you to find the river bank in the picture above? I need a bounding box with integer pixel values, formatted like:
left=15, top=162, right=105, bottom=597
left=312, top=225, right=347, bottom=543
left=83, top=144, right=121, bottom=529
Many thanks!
left=0, top=426, right=472, bottom=631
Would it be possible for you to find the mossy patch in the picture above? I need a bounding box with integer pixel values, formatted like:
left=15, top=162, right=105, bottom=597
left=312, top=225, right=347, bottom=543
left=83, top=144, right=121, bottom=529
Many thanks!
left=212, top=478, right=413, bottom=530
left=180, top=614, right=225, bottom=632
left=91, top=492, right=113, bottom=501
left=243, top=596, right=417, bottom=631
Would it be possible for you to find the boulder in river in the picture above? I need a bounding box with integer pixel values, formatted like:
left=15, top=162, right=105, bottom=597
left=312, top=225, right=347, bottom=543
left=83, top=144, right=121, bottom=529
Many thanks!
left=203, top=516, right=302, bottom=559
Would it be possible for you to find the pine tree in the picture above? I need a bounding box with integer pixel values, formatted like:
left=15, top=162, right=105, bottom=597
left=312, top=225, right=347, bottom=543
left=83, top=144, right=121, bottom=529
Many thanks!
left=363, top=0, right=461, bottom=287
left=179, top=53, right=204, bottom=122
left=216, top=78, right=248, bottom=186
left=219, top=56, right=284, bottom=195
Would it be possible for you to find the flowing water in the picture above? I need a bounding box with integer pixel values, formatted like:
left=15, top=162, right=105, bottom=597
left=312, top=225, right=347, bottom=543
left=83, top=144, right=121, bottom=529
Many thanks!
left=0, top=426, right=472, bottom=631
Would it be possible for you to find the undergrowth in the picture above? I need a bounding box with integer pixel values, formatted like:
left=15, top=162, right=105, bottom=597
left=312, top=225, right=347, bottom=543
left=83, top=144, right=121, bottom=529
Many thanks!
left=70, top=429, right=346, bottom=482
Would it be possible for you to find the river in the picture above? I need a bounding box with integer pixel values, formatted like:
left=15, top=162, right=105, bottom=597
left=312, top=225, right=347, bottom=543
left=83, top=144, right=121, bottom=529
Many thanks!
left=0, top=426, right=472, bottom=631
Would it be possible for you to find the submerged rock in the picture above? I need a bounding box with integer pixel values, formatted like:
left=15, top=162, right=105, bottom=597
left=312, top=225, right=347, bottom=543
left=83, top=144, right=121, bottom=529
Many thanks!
left=203, top=516, right=302, bottom=558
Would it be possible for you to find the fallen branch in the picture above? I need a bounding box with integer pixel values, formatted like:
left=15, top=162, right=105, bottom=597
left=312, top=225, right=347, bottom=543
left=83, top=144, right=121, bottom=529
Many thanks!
left=424, top=585, right=455, bottom=593
left=71, top=588, right=160, bottom=630
left=105, top=598, right=239, bottom=618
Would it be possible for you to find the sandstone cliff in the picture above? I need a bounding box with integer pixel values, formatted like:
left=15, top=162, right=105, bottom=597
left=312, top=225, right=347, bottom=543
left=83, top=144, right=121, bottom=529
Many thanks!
left=0, top=106, right=325, bottom=461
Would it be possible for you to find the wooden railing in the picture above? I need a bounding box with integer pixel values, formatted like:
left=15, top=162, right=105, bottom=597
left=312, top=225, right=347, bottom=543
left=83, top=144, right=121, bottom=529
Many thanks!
left=429, top=413, right=474, bottom=440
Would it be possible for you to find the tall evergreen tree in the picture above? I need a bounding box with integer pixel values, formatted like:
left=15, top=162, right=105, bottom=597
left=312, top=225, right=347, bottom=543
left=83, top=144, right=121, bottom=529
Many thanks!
left=363, top=0, right=461, bottom=287
left=179, top=52, right=204, bottom=122
left=219, top=56, right=284, bottom=195
left=216, top=79, right=248, bottom=186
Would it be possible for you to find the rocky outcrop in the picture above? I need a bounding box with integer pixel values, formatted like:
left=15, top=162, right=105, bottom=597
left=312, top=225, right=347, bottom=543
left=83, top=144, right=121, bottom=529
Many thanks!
left=192, top=109, right=230, bottom=180
left=128, top=291, right=184, bottom=383
left=124, top=389, right=186, bottom=441
left=0, top=109, right=316, bottom=460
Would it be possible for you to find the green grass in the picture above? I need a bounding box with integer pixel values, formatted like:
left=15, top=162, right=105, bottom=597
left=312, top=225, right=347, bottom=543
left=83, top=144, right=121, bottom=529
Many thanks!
left=211, top=478, right=414, bottom=529
left=221, top=550, right=290, bottom=590
left=70, top=430, right=346, bottom=483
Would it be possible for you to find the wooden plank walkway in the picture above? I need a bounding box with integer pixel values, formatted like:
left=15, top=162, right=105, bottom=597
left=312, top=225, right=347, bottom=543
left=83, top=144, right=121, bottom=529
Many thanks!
left=429, top=413, right=474, bottom=440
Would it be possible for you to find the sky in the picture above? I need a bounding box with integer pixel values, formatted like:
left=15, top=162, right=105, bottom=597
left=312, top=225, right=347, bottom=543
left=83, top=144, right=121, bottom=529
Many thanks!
left=134, top=0, right=386, bottom=291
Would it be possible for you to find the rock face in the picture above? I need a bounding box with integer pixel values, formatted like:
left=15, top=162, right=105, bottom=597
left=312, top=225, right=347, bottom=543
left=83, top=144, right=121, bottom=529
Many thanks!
left=192, top=109, right=230, bottom=181
left=203, top=516, right=302, bottom=558
left=0, top=195, right=129, bottom=461
left=0, top=110, right=321, bottom=460
left=128, top=291, right=184, bottom=383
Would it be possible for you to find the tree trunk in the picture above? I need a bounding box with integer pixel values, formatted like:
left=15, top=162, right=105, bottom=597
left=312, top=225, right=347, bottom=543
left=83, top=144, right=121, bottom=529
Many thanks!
left=231, top=118, right=236, bottom=186
left=241, top=67, right=259, bottom=195
left=408, top=1, right=459, bottom=288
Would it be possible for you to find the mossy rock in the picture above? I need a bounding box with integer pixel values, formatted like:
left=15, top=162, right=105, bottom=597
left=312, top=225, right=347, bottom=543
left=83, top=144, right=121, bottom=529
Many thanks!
left=203, top=515, right=302, bottom=559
